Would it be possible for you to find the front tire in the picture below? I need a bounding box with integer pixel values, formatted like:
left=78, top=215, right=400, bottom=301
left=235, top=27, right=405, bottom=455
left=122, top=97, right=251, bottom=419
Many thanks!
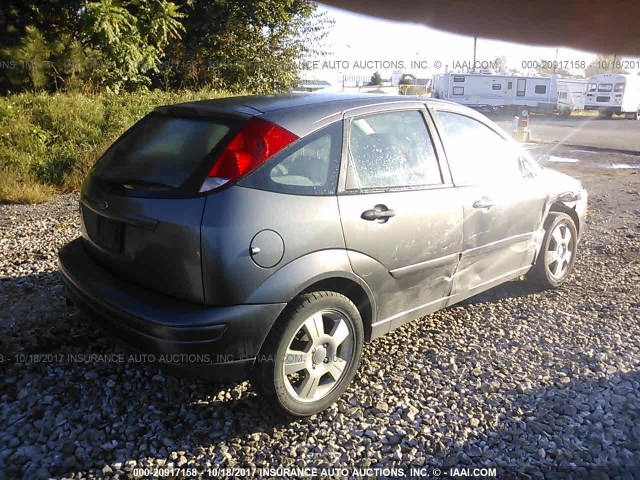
left=254, top=291, right=364, bottom=416
left=527, top=212, right=578, bottom=288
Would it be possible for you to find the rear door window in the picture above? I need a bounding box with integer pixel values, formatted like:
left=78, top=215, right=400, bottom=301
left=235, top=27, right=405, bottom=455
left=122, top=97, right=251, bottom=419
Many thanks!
left=92, top=113, right=234, bottom=190
left=346, top=110, right=442, bottom=190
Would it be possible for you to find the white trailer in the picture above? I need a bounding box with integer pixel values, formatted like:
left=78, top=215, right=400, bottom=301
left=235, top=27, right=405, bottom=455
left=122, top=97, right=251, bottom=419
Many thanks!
left=585, top=73, right=640, bottom=119
left=557, top=78, right=588, bottom=113
left=431, top=72, right=586, bottom=114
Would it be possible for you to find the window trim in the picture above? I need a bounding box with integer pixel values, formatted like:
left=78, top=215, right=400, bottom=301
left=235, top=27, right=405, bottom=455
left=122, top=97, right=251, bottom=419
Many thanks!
left=492, top=83, right=501, bottom=91
left=452, top=86, right=464, bottom=95
left=534, top=84, right=547, bottom=94
left=338, top=108, right=450, bottom=195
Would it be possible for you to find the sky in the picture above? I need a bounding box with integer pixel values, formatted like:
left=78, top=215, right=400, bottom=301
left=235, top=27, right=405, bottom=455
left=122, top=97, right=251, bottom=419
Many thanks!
left=309, top=4, right=640, bottom=82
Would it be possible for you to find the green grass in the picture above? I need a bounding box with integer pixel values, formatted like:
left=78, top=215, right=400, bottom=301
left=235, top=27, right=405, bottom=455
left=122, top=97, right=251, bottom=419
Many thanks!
left=0, top=90, right=238, bottom=204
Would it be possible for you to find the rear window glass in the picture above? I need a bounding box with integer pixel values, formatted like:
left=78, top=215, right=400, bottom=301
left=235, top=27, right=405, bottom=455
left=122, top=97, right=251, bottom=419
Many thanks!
left=92, top=113, right=232, bottom=189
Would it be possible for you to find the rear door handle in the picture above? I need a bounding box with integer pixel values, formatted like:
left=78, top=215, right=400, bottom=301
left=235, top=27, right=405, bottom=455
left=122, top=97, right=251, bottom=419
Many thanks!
left=361, top=204, right=396, bottom=222
left=472, top=197, right=495, bottom=211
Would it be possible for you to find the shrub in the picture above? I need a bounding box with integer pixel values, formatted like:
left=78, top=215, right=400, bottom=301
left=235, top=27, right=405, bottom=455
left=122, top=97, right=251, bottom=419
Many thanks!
left=0, top=89, right=236, bottom=203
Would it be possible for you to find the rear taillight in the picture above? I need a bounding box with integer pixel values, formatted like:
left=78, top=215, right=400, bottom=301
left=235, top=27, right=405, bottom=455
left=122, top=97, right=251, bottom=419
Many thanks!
left=200, top=118, right=298, bottom=193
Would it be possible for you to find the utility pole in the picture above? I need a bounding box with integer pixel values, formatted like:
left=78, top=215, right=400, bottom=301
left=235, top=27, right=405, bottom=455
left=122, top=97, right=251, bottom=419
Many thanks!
left=472, top=36, right=477, bottom=73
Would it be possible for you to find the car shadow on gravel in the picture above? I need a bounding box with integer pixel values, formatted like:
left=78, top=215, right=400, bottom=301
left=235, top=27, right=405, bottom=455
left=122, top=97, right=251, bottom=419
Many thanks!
left=440, top=369, right=640, bottom=476
left=461, top=278, right=545, bottom=305
left=1, top=273, right=303, bottom=479
left=4, top=272, right=639, bottom=479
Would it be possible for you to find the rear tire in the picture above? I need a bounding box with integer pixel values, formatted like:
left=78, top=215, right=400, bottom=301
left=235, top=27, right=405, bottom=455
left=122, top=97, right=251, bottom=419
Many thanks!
left=254, top=291, right=364, bottom=416
left=625, top=108, right=640, bottom=120
left=527, top=212, right=578, bottom=289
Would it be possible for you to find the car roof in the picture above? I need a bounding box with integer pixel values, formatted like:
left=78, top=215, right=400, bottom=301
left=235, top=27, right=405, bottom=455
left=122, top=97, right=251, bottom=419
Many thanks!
left=170, top=93, right=452, bottom=114
left=160, top=93, right=475, bottom=136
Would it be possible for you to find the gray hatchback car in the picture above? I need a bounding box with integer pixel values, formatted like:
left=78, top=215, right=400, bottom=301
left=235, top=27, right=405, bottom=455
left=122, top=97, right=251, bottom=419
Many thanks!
left=59, top=93, right=587, bottom=416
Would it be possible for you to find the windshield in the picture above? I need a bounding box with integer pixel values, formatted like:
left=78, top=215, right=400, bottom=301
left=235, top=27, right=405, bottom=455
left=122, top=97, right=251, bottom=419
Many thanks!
left=587, top=83, right=597, bottom=92
left=614, top=83, right=625, bottom=92
left=92, top=113, right=232, bottom=189
left=597, top=83, right=613, bottom=92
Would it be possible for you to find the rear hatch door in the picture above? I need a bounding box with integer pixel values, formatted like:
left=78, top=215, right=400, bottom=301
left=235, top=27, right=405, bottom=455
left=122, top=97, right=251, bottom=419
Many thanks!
left=80, top=109, right=247, bottom=303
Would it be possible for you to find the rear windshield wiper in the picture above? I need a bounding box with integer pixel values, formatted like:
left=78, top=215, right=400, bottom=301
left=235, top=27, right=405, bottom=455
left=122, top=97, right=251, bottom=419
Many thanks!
left=108, top=179, right=174, bottom=190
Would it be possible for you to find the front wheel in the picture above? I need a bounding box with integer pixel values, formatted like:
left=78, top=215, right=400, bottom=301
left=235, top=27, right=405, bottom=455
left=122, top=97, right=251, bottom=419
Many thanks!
left=254, top=291, right=364, bottom=416
left=527, top=212, right=578, bottom=288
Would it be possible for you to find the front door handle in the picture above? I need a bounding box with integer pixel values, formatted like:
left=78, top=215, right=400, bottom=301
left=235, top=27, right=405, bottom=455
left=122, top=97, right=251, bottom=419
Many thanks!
left=473, top=197, right=495, bottom=211
left=361, top=204, right=396, bottom=222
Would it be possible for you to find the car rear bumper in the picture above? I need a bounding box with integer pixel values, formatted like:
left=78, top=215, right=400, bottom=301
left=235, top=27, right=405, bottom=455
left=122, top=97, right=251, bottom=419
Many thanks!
left=58, top=238, right=287, bottom=382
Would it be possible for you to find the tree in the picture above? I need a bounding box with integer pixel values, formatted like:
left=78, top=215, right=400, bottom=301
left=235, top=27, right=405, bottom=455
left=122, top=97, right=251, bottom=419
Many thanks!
left=0, top=0, right=185, bottom=93
left=81, top=0, right=185, bottom=91
left=584, top=55, right=629, bottom=77
left=491, top=55, right=508, bottom=73
left=4, top=26, right=51, bottom=91
left=161, top=0, right=331, bottom=93
left=0, top=0, right=329, bottom=94
left=370, top=71, right=383, bottom=86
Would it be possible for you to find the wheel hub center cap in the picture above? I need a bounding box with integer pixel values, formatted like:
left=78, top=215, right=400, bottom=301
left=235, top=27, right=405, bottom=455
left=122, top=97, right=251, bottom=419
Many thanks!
left=557, top=244, right=566, bottom=256
left=312, top=347, right=327, bottom=364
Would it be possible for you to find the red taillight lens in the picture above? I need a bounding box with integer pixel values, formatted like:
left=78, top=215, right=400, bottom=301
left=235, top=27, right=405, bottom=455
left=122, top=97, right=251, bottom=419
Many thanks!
left=200, top=118, right=298, bottom=192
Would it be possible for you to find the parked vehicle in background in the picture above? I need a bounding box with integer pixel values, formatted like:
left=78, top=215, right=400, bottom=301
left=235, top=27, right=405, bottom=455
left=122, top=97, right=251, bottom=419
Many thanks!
left=557, top=78, right=588, bottom=114
left=432, top=72, right=587, bottom=115
left=585, top=73, right=640, bottom=119
left=58, top=93, right=588, bottom=416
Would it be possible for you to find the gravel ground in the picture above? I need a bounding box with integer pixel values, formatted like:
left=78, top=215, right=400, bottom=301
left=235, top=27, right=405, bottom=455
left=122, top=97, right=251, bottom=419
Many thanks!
left=1, top=146, right=639, bottom=479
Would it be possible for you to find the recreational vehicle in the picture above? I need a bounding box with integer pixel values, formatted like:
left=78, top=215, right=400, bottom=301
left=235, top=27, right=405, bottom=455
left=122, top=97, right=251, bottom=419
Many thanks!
left=557, top=78, right=588, bottom=113
left=585, top=73, right=640, bottom=119
left=432, top=73, right=586, bottom=114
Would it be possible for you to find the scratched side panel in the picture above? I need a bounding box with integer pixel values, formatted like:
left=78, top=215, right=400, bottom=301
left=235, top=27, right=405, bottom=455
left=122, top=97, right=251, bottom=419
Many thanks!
left=338, top=187, right=464, bottom=333
left=450, top=180, right=547, bottom=298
